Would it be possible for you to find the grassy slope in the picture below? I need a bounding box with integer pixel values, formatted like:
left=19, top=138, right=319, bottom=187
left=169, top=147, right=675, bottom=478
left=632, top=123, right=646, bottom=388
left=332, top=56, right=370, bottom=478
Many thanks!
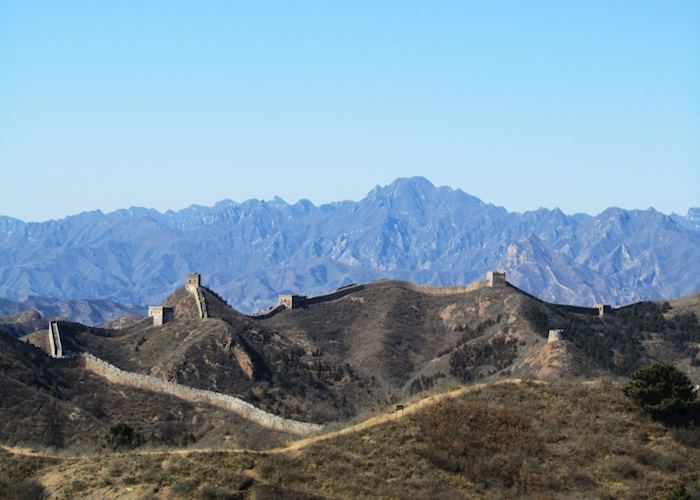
left=3, top=380, right=698, bottom=499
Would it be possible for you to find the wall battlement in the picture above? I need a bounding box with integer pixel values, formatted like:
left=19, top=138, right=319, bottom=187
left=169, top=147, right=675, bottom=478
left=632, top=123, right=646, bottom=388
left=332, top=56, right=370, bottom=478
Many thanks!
left=270, top=271, right=506, bottom=316
left=79, top=353, right=322, bottom=435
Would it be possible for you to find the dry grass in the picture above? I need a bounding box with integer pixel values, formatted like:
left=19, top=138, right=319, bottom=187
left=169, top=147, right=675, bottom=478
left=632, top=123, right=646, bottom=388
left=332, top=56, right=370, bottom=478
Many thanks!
left=3, top=379, right=698, bottom=498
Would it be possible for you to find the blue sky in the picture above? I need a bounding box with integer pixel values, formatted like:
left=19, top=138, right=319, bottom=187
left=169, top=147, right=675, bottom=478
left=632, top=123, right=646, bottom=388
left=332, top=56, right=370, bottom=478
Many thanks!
left=1, top=1, right=698, bottom=221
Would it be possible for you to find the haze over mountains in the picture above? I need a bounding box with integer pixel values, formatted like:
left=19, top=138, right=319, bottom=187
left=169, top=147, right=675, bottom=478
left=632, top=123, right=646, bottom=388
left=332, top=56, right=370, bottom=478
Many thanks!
left=1, top=177, right=698, bottom=315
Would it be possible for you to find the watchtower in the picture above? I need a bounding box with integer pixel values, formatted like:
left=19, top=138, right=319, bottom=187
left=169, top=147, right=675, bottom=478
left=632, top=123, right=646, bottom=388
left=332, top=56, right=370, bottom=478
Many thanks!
left=148, top=305, right=174, bottom=326
left=486, top=271, right=507, bottom=288
left=594, top=304, right=611, bottom=318
left=187, top=272, right=201, bottom=286
left=278, top=294, right=307, bottom=310
left=548, top=329, right=563, bottom=343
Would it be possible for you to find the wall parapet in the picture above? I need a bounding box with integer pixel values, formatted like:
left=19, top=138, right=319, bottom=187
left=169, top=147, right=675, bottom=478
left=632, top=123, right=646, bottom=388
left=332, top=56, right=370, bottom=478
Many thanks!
left=78, top=353, right=322, bottom=435
left=254, top=277, right=500, bottom=319
left=185, top=284, right=208, bottom=319
left=48, top=322, right=63, bottom=358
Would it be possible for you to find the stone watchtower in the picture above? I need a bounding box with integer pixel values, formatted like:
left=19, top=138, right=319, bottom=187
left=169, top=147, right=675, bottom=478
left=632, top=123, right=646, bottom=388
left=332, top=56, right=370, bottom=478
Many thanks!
left=148, top=305, right=174, bottom=326
left=278, top=294, right=307, bottom=310
left=486, top=271, right=507, bottom=288
left=187, top=272, right=201, bottom=286
left=594, top=304, right=611, bottom=318
left=548, top=329, right=563, bottom=343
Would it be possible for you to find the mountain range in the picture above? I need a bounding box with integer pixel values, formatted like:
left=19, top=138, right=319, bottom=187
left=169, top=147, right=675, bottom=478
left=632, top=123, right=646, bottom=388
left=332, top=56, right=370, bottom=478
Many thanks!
left=1, top=177, right=698, bottom=315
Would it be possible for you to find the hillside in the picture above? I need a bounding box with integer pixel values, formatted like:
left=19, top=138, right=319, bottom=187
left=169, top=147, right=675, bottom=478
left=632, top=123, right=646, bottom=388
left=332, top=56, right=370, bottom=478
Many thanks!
left=0, top=310, right=46, bottom=338
left=0, top=332, right=293, bottom=451
left=21, top=275, right=700, bottom=424
left=23, top=285, right=378, bottom=423
left=1, top=178, right=699, bottom=312
left=2, top=380, right=698, bottom=499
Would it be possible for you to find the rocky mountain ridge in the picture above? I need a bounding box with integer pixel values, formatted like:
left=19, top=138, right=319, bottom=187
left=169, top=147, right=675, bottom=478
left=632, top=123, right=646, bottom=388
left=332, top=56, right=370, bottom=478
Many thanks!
left=1, top=177, right=698, bottom=313
left=0, top=296, right=143, bottom=328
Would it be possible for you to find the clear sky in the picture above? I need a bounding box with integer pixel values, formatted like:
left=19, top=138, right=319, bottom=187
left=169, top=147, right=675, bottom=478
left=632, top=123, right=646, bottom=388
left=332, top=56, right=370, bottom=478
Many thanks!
left=1, top=1, right=698, bottom=221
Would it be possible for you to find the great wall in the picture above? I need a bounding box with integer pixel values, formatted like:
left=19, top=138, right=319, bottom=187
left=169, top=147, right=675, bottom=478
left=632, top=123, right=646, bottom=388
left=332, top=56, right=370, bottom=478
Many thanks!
left=77, top=353, right=322, bottom=435
left=38, top=270, right=617, bottom=438
left=43, top=325, right=321, bottom=435
left=145, top=271, right=614, bottom=323
left=48, top=321, right=63, bottom=358
left=262, top=270, right=613, bottom=319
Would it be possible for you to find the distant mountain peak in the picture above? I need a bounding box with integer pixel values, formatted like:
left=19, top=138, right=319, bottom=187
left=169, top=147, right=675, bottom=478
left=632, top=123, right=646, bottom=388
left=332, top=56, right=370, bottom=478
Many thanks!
left=0, top=177, right=698, bottom=312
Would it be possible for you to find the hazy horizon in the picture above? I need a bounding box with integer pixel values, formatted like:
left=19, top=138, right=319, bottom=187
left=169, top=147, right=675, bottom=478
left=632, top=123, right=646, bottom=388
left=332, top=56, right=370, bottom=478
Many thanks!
left=1, top=176, right=698, bottom=223
left=2, top=2, right=698, bottom=220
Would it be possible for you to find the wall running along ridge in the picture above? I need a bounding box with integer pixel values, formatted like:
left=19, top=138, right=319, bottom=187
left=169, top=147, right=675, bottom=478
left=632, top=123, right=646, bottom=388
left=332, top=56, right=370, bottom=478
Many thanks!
left=185, top=284, right=208, bottom=319
left=253, top=279, right=490, bottom=319
left=48, top=322, right=63, bottom=358
left=79, top=353, right=322, bottom=435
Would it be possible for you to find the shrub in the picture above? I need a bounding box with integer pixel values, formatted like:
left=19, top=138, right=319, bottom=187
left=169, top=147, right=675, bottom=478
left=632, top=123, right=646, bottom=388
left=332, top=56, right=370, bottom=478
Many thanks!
left=623, top=364, right=697, bottom=423
left=668, top=484, right=692, bottom=500
left=101, top=423, right=144, bottom=451
left=6, top=478, right=46, bottom=500
left=416, top=399, right=544, bottom=493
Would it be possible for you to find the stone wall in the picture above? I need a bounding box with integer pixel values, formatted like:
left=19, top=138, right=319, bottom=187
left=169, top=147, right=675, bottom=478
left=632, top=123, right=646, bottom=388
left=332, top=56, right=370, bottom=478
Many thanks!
left=397, top=279, right=487, bottom=296
left=185, top=284, right=208, bottom=319
left=197, top=287, right=209, bottom=318
left=79, top=353, right=322, bottom=435
left=249, top=305, right=286, bottom=320
left=48, top=322, right=63, bottom=358
left=506, top=283, right=614, bottom=317
left=148, top=306, right=174, bottom=326
left=122, top=317, right=157, bottom=332
left=257, top=278, right=494, bottom=319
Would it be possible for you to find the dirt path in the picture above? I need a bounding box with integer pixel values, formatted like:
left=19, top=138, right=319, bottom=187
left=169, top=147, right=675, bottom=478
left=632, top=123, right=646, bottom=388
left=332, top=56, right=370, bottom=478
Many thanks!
left=1, top=378, right=538, bottom=461
left=0, top=445, right=68, bottom=460
left=267, top=378, right=535, bottom=454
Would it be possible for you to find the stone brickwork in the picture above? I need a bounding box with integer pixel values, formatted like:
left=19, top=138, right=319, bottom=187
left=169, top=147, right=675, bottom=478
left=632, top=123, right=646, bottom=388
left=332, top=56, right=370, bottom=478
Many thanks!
left=79, top=353, right=322, bottom=435
left=148, top=306, right=174, bottom=326
left=400, top=280, right=487, bottom=296
left=47, top=322, right=63, bottom=358
left=487, top=271, right=507, bottom=288
left=185, top=283, right=208, bottom=319
left=187, top=272, right=201, bottom=286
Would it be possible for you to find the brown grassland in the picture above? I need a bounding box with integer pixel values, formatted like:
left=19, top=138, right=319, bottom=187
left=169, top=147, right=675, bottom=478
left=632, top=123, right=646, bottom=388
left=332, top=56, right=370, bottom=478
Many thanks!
left=2, top=379, right=699, bottom=499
